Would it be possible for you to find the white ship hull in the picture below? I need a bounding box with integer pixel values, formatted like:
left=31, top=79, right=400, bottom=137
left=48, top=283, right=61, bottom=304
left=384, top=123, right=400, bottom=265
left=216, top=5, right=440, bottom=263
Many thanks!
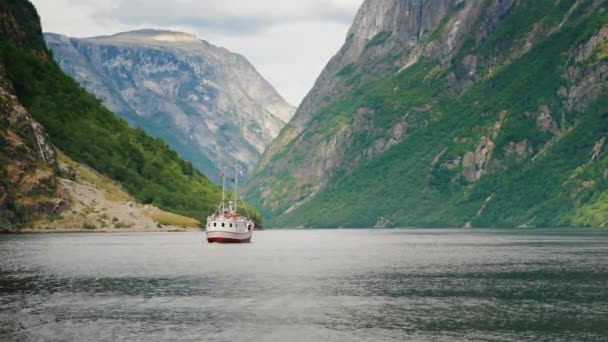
left=205, top=216, right=254, bottom=244
left=206, top=229, right=252, bottom=243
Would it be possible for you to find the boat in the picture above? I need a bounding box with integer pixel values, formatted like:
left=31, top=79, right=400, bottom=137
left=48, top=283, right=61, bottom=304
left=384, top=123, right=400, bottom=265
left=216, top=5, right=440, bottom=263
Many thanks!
left=205, top=165, right=255, bottom=243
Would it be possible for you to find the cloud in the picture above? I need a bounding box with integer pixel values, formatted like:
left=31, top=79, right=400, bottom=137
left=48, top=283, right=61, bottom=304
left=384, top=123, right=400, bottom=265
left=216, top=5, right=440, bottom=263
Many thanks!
left=82, top=0, right=360, bottom=35
left=31, top=0, right=364, bottom=105
left=202, top=20, right=351, bottom=106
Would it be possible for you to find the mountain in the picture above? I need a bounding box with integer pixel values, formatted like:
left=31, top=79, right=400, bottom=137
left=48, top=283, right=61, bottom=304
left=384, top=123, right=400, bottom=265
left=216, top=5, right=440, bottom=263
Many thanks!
left=246, top=0, right=608, bottom=228
left=0, top=0, right=68, bottom=225
left=0, top=56, right=67, bottom=225
left=0, top=0, right=260, bottom=229
left=44, top=30, right=295, bottom=180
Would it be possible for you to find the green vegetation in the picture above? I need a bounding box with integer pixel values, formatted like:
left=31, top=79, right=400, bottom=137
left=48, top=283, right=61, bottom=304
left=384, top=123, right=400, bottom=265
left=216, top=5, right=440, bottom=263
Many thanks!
left=249, top=0, right=608, bottom=228
left=424, top=1, right=467, bottom=44
left=366, top=31, right=392, bottom=48
left=0, top=0, right=262, bottom=225
left=0, top=41, right=226, bottom=221
left=0, top=0, right=46, bottom=51
left=425, top=15, right=450, bottom=43
left=150, top=211, right=200, bottom=228
left=337, top=64, right=356, bottom=77
left=82, top=223, right=97, bottom=230
left=0, top=0, right=264, bottom=228
left=124, top=111, right=218, bottom=180
left=591, top=42, right=608, bottom=62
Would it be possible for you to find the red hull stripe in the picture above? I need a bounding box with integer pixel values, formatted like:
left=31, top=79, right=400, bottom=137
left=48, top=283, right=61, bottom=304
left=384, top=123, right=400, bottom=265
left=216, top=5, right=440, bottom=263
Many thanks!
left=207, top=237, right=251, bottom=244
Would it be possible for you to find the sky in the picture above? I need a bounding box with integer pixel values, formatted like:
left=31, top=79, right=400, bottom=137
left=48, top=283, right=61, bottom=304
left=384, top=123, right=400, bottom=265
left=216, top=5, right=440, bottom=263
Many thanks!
left=29, top=0, right=365, bottom=106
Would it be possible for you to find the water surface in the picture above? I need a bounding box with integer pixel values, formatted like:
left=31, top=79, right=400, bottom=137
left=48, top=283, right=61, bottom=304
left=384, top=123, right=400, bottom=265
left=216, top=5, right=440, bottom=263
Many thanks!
left=1, top=229, right=607, bottom=341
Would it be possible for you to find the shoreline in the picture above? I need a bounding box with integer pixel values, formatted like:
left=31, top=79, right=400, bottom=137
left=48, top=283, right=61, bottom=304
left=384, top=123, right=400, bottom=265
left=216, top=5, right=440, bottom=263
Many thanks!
left=1, top=226, right=602, bottom=234
left=0, top=227, right=201, bottom=234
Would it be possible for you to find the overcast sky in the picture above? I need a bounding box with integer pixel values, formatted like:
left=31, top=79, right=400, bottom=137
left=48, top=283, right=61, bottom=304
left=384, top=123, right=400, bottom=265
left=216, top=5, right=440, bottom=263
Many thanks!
left=30, top=0, right=364, bottom=106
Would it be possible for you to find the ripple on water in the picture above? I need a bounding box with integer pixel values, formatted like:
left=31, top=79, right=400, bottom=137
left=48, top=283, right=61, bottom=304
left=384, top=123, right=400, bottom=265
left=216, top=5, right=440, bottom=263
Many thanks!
left=0, top=229, right=607, bottom=341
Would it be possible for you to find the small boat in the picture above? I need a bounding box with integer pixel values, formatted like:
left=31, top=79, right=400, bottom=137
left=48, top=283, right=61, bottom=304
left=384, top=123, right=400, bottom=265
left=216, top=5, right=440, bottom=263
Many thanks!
left=205, top=165, right=255, bottom=243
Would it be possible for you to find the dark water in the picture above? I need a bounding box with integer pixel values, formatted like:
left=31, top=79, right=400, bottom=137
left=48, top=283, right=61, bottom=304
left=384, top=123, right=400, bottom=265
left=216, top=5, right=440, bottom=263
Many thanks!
left=1, top=229, right=607, bottom=341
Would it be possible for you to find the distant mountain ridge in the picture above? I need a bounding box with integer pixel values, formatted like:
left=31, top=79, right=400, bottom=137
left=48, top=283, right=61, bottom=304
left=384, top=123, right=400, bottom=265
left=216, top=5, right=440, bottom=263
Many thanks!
left=45, top=29, right=295, bottom=180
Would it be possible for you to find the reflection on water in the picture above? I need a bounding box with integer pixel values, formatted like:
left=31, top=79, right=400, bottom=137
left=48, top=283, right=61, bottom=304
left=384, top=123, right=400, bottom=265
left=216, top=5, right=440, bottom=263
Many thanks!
left=1, top=229, right=607, bottom=341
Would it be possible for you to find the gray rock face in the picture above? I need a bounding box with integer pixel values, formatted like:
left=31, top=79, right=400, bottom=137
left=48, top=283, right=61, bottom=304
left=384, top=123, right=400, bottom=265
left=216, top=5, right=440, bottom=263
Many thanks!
left=258, top=0, right=492, bottom=174
left=292, top=0, right=472, bottom=132
left=251, top=0, right=495, bottom=216
left=45, top=30, right=295, bottom=180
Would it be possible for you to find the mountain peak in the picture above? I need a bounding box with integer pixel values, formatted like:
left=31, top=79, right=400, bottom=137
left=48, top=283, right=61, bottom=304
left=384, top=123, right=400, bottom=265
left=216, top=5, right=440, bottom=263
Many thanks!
left=45, top=29, right=296, bottom=181
left=91, top=29, right=200, bottom=44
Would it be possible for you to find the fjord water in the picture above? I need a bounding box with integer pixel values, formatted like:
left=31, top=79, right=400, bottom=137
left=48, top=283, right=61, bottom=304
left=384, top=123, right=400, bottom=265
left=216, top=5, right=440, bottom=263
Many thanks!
left=1, top=230, right=607, bottom=341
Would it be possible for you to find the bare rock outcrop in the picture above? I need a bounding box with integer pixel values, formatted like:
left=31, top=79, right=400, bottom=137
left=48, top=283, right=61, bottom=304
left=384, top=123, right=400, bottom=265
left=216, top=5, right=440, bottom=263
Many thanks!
left=536, top=106, right=560, bottom=135
left=462, top=136, right=494, bottom=182
left=590, top=137, right=605, bottom=163
left=559, top=25, right=608, bottom=113
left=0, top=63, right=68, bottom=226
left=504, top=140, right=534, bottom=159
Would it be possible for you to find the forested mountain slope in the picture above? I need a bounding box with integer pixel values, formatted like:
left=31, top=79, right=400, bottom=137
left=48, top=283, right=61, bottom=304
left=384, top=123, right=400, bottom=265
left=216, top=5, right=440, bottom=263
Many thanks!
left=0, top=0, right=260, bottom=227
left=246, top=0, right=608, bottom=228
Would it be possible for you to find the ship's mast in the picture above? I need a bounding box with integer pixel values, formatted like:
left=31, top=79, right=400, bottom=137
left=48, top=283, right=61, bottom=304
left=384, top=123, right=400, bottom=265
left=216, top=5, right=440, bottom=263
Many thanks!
left=221, top=166, right=226, bottom=212
left=234, top=164, right=238, bottom=214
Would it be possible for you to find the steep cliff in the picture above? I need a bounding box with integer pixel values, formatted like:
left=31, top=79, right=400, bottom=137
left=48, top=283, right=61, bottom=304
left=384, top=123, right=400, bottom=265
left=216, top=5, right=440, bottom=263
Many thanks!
left=0, top=64, right=68, bottom=225
left=246, top=0, right=608, bottom=228
left=45, top=30, right=295, bottom=180
left=0, top=0, right=67, bottom=225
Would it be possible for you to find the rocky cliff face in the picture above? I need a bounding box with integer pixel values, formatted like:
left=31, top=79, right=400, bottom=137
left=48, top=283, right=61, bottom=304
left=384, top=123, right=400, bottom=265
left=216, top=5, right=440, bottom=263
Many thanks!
left=0, top=1, right=67, bottom=225
left=247, top=0, right=608, bottom=228
left=255, top=0, right=493, bottom=185
left=291, top=0, right=457, bottom=130
left=45, top=30, right=295, bottom=180
left=0, top=65, right=69, bottom=225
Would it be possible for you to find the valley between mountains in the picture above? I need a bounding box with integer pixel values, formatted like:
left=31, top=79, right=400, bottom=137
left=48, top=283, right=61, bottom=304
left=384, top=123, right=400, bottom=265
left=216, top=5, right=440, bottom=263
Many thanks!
left=45, top=30, right=295, bottom=182
left=2, top=0, right=608, bottom=230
